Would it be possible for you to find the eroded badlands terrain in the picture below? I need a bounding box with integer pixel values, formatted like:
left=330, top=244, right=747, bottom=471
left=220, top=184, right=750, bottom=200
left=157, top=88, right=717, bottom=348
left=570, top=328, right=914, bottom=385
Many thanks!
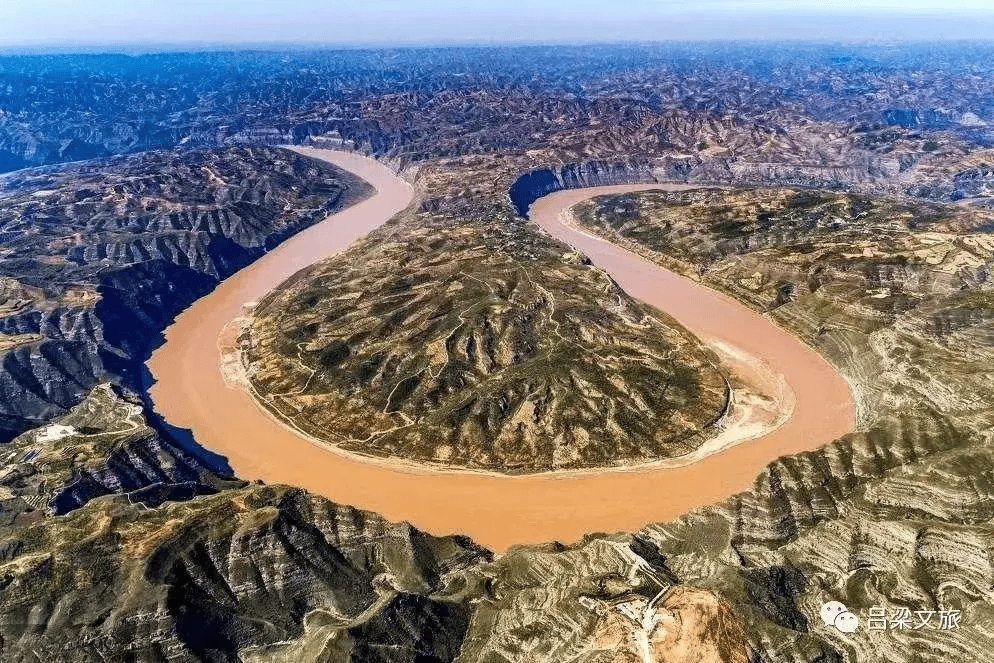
left=0, top=146, right=371, bottom=442
left=1, top=44, right=994, bottom=662
left=242, top=203, right=728, bottom=472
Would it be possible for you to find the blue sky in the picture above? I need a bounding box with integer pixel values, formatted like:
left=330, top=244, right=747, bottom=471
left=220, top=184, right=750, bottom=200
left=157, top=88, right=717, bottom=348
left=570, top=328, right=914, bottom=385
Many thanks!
left=2, top=0, right=993, bottom=48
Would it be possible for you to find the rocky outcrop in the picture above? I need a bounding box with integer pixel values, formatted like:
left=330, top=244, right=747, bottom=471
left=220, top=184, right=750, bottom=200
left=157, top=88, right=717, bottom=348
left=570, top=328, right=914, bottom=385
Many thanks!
left=509, top=161, right=658, bottom=216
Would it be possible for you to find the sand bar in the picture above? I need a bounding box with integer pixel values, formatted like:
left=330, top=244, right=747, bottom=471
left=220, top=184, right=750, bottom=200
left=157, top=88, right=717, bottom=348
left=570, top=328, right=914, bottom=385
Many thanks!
left=147, top=149, right=855, bottom=552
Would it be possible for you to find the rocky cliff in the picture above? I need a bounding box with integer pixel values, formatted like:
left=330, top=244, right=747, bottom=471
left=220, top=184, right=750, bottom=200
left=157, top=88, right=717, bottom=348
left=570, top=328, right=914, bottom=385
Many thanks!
left=509, top=161, right=659, bottom=216
left=0, top=383, right=241, bottom=524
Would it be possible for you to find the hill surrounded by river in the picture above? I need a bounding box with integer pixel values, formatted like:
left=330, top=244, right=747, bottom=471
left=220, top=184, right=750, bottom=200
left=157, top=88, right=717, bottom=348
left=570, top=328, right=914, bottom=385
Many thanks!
left=237, top=183, right=734, bottom=474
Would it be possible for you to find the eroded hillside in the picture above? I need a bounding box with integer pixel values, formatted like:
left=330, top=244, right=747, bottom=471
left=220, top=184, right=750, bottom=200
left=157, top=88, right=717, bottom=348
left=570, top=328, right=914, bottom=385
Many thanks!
left=0, top=146, right=372, bottom=442
left=242, top=203, right=728, bottom=473
left=551, top=188, right=994, bottom=661
left=3, top=45, right=994, bottom=663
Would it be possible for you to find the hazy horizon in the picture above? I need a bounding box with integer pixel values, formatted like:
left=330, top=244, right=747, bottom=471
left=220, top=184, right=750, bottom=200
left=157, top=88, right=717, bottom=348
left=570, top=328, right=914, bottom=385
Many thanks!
left=2, top=0, right=994, bottom=51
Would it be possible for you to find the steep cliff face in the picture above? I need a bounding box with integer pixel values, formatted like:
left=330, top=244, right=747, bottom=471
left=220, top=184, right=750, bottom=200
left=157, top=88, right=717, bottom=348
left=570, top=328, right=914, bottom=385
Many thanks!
left=0, top=146, right=373, bottom=442
left=509, top=161, right=659, bottom=216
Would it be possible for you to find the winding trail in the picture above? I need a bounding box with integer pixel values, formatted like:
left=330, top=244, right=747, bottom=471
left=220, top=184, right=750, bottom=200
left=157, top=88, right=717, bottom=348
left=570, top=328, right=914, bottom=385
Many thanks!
left=147, top=149, right=855, bottom=552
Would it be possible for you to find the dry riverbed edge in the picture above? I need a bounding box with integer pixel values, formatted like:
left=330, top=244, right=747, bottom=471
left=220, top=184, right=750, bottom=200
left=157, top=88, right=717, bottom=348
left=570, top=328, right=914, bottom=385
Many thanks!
left=148, top=148, right=855, bottom=551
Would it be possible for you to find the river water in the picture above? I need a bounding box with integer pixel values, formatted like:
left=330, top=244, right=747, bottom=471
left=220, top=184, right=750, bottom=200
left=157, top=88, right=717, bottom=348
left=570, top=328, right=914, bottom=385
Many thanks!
left=147, top=149, right=854, bottom=552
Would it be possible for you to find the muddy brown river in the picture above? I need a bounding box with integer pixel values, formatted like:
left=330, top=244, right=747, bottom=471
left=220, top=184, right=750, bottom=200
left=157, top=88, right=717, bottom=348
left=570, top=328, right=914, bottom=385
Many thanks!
left=147, top=148, right=855, bottom=552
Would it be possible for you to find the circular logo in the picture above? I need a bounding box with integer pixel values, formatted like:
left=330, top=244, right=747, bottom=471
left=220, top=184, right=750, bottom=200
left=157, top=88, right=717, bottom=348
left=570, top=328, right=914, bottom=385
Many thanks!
left=820, top=601, right=860, bottom=633
left=820, top=601, right=848, bottom=627
left=834, top=611, right=860, bottom=633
